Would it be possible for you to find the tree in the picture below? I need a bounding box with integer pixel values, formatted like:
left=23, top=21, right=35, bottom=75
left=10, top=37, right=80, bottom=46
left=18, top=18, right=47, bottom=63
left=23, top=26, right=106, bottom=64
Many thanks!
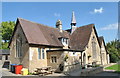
left=1, top=42, right=9, bottom=49
left=1, top=21, right=15, bottom=42
left=106, top=40, right=120, bottom=63
left=0, top=21, right=15, bottom=49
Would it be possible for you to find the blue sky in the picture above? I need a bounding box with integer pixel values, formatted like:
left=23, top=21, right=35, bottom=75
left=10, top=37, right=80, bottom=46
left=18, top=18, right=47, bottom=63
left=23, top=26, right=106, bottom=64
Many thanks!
left=2, top=2, right=118, bottom=43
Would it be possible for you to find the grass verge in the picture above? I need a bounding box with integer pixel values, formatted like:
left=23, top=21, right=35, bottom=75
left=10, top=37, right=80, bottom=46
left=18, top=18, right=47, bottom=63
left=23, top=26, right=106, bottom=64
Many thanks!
left=105, top=64, right=120, bottom=73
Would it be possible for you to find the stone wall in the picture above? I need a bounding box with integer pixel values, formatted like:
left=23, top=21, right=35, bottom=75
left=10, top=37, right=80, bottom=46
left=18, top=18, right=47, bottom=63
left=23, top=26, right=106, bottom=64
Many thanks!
left=101, top=41, right=108, bottom=65
left=47, top=51, right=63, bottom=72
left=47, top=51, right=82, bottom=72
left=29, top=46, right=48, bottom=73
left=9, top=23, right=29, bottom=68
left=84, top=27, right=102, bottom=65
left=64, top=51, right=81, bottom=66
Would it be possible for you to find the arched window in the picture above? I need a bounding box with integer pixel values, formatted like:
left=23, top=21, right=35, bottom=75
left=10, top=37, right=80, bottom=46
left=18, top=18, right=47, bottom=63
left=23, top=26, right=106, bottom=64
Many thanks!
left=92, top=36, right=96, bottom=59
left=16, top=35, right=22, bottom=57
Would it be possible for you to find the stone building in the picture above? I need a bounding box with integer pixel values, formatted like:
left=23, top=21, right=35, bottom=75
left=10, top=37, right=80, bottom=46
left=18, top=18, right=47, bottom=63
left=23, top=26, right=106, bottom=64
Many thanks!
left=0, top=49, right=10, bottom=69
left=0, top=49, right=10, bottom=61
left=9, top=12, right=110, bottom=73
left=98, top=36, right=110, bottom=65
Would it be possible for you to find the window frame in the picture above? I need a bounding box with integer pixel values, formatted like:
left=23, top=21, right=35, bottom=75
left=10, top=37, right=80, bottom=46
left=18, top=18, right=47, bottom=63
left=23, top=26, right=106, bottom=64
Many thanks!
left=50, top=55, right=57, bottom=63
left=61, top=38, right=69, bottom=45
left=16, top=35, right=22, bottom=58
left=38, top=48, right=45, bottom=59
left=42, top=48, right=45, bottom=59
left=5, top=55, right=8, bottom=60
left=38, top=48, right=41, bottom=59
left=92, top=36, right=97, bottom=59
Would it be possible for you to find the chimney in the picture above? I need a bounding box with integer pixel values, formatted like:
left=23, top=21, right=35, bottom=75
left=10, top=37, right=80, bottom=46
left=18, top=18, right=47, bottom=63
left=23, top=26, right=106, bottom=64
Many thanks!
left=56, top=19, right=62, bottom=32
left=71, top=11, right=77, bottom=33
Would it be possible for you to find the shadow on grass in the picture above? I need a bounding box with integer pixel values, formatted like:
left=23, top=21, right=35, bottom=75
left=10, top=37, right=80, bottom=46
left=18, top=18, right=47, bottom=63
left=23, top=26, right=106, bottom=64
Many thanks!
left=114, top=71, right=120, bottom=74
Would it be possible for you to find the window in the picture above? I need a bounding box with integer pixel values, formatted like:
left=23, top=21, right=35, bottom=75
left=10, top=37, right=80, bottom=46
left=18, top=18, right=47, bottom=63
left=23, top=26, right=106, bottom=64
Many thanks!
left=42, top=48, right=45, bottom=59
left=51, top=56, right=57, bottom=63
left=59, top=37, right=69, bottom=45
left=64, top=38, right=68, bottom=44
left=38, top=48, right=45, bottom=59
left=63, top=38, right=65, bottom=42
left=5, top=55, right=8, bottom=60
left=102, top=53, right=105, bottom=61
left=38, top=48, right=41, bottom=59
left=92, top=36, right=96, bottom=59
left=16, top=36, right=22, bottom=58
left=66, top=39, right=68, bottom=44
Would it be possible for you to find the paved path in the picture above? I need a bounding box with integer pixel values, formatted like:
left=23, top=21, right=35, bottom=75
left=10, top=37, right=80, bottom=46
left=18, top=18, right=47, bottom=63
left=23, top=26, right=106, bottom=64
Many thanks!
left=94, top=71, right=119, bottom=76
left=94, top=62, right=120, bottom=76
left=2, top=68, right=22, bottom=76
left=0, top=60, right=21, bottom=76
left=46, top=73, right=66, bottom=76
left=1, top=62, right=120, bottom=77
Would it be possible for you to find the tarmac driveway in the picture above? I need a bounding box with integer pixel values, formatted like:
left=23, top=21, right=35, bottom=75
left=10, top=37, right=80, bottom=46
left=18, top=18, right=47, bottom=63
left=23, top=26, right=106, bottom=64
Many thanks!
left=1, top=61, right=120, bottom=78
left=2, top=68, right=22, bottom=76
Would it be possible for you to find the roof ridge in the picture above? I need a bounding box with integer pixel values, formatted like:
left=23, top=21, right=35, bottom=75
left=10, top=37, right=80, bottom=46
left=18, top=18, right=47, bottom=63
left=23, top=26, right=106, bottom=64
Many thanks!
left=18, top=17, right=67, bottom=32
left=77, top=23, right=95, bottom=28
left=73, top=23, right=94, bottom=33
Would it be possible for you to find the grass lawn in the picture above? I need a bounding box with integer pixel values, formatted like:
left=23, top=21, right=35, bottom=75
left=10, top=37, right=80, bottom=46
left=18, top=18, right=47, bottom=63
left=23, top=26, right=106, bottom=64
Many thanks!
left=105, top=64, right=120, bottom=73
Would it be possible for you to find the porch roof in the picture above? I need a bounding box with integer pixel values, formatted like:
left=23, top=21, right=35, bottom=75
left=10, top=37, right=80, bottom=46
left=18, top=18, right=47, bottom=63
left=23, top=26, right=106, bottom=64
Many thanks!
left=0, top=49, right=10, bottom=55
left=46, top=49, right=84, bottom=52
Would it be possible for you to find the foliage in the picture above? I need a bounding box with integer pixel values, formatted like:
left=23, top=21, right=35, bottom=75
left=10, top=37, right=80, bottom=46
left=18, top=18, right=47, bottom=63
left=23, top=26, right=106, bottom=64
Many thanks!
left=94, top=65, right=100, bottom=67
left=1, top=42, right=9, bottom=49
left=64, top=54, right=69, bottom=61
left=0, top=21, right=15, bottom=49
left=28, top=72, right=33, bottom=75
left=1, top=21, right=15, bottom=42
left=114, top=71, right=120, bottom=73
left=0, top=36, right=2, bottom=49
left=106, top=40, right=120, bottom=63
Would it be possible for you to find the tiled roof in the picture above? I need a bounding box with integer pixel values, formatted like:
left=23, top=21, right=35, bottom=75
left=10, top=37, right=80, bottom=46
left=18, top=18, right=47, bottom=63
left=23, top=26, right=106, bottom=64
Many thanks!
left=0, top=49, right=10, bottom=55
left=98, top=36, right=109, bottom=54
left=9, top=18, right=98, bottom=51
left=98, top=36, right=104, bottom=48
left=69, top=24, right=94, bottom=50
left=18, top=18, right=70, bottom=47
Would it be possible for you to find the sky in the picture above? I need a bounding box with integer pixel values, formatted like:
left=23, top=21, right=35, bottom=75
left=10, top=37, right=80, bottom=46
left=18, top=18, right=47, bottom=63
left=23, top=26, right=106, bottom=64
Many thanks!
left=2, top=2, right=118, bottom=43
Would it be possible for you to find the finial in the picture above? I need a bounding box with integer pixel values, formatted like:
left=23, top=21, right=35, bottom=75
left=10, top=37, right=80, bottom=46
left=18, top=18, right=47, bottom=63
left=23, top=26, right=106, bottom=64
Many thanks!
left=71, top=11, right=76, bottom=26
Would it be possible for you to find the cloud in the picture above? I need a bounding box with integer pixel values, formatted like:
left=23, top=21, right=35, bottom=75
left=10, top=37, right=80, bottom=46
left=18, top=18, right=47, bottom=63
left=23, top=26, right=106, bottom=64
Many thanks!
left=90, top=7, right=104, bottom=14
left=100, top=23, right=118, bottom=30
left=54, top=13, right=60, bottom=17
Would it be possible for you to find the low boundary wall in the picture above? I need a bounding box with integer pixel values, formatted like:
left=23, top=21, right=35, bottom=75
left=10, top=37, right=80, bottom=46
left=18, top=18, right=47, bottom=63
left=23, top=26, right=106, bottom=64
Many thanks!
left=80, top=67, right=103, bottom=76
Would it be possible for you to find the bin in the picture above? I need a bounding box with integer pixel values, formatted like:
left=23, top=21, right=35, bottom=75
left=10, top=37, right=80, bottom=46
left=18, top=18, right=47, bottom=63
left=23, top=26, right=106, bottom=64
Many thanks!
left=14, top=65, right=23, bottom=74
left=10, top=64, right=17, bottom=73
left=21, top=68, right=28, bottom=75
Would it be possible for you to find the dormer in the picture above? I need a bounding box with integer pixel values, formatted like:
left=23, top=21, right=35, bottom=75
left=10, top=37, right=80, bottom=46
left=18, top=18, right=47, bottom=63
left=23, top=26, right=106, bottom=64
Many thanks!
left=58, top=37, right=69, bottom=46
